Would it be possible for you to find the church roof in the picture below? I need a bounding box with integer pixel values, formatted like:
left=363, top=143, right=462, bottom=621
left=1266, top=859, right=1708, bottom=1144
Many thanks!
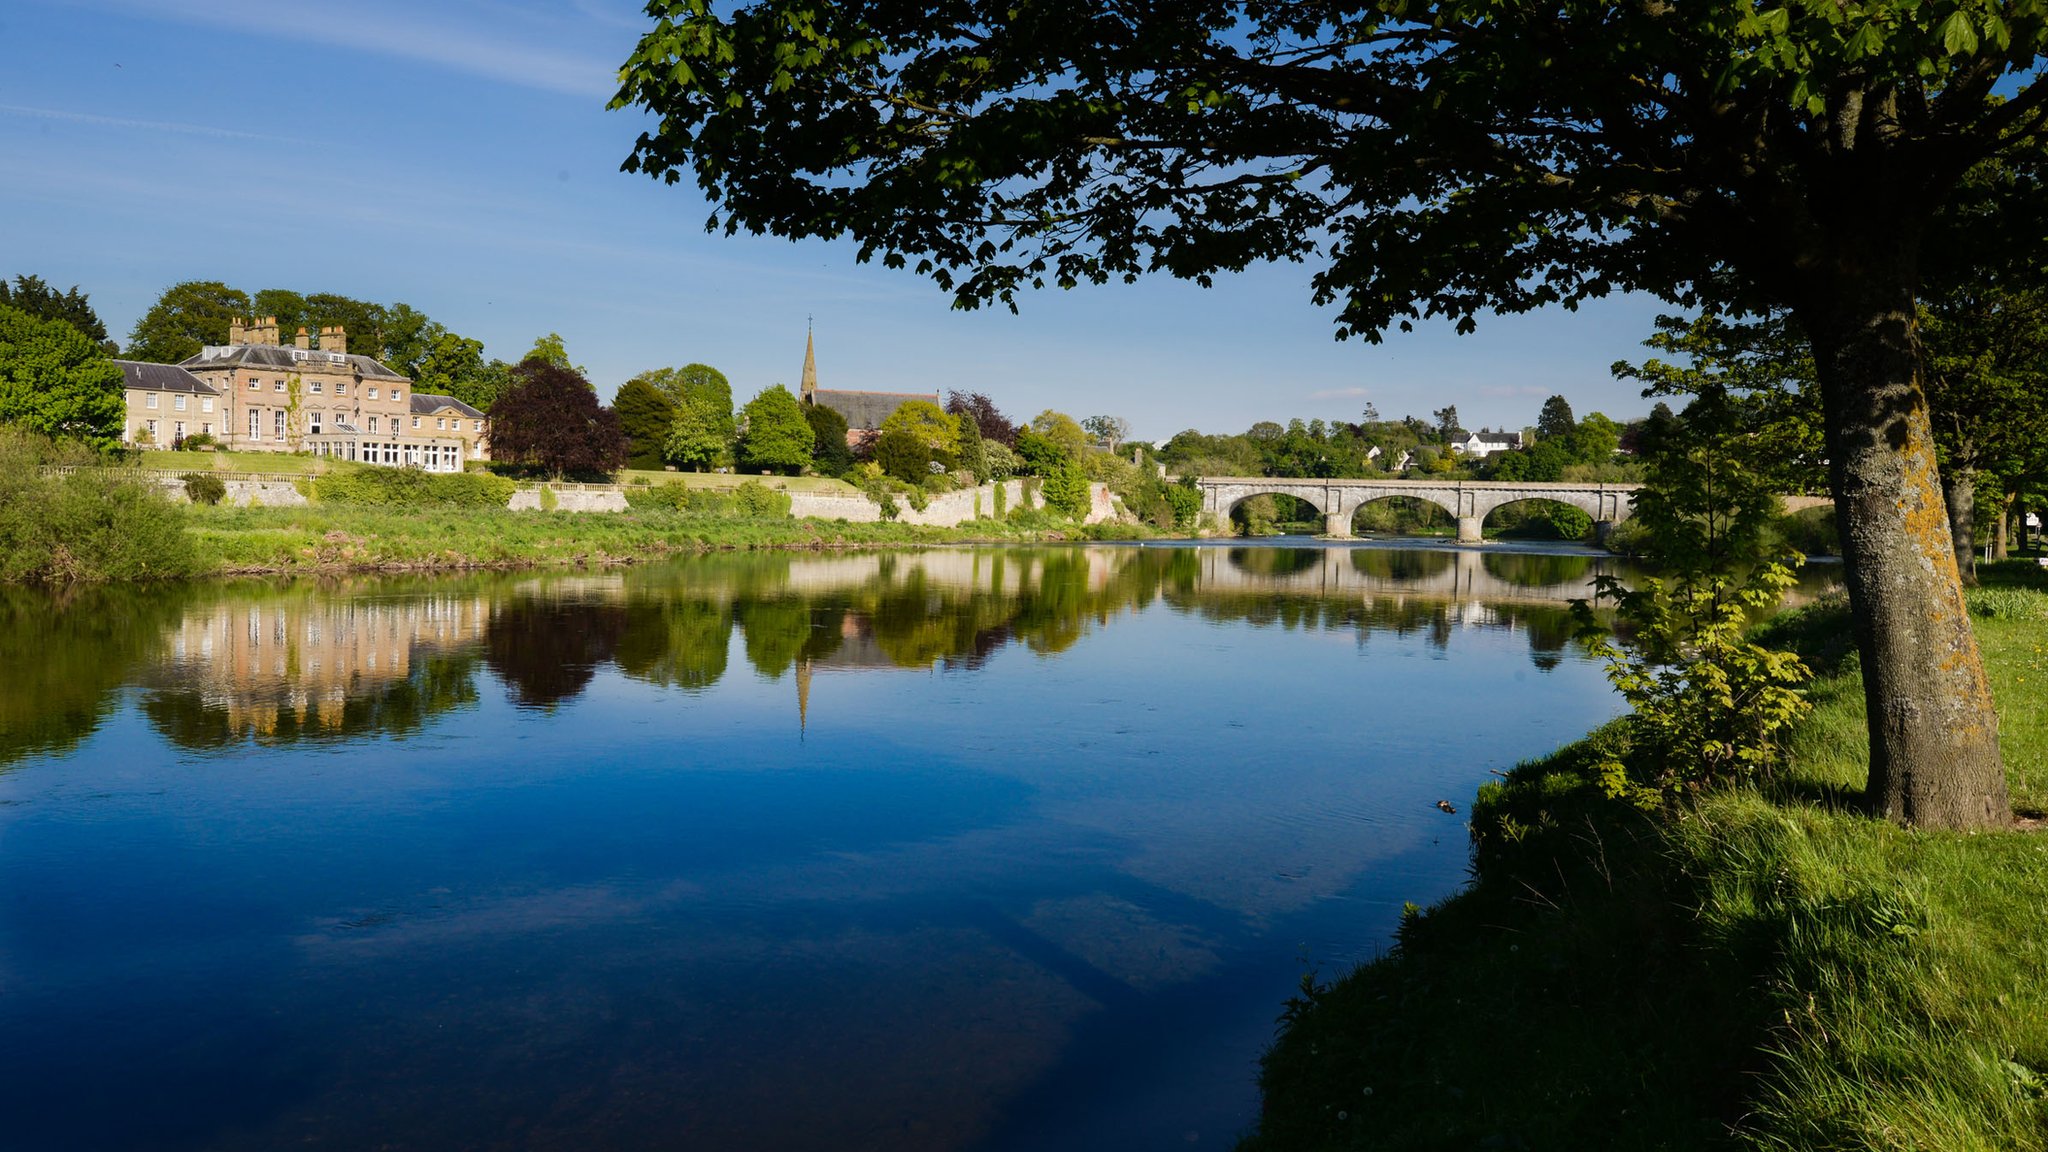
left=808, top=389, right=940, bottom=431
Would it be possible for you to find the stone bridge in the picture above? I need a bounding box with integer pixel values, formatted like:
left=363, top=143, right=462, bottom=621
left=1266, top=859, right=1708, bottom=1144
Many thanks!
left=1195, top=476, right=1641, bottom=543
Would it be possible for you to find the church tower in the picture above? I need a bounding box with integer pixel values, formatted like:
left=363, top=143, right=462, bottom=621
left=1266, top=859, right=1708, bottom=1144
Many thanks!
left=799, top=323, right=818, bottom=405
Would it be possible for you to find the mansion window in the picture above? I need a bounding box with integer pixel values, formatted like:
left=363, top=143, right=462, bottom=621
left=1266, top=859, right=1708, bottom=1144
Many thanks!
left=368, top=416, right=379, bottom=433
left=145, top=393, right=158, bottom=409
left=472, top=420, right=482, bottom=432
left=274, top=380, right=286, bottom=392
left=248, top=378, right=260, bottom=390
left=201, top=423, right=213, bottom=436
left=310, top=381, right=323, bottom=394
left=336, top=383, right=347, bottom=396
left=436, top=417, right=447, bottom=430
left=249, top=410, right=261, bottom=440
left=201, top=397, right=214, bottom=413
left=368, top=388, right=378, bottom=400
left=310, top=412, right=323, bottom=434
left=174, top=421, right=186, bottom=439
left=174, top=395, right=186, bottom=412
left=412, top=416, right=421, bottom=429
left=274, top=410, right=286, bottom=437
left=393, top=389, right=403, bottom=402
left=145, top=419, right=158, bottom=438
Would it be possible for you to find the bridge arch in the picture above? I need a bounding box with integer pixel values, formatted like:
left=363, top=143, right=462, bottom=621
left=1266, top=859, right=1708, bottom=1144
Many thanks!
left=1344, top=491, right=1462, bottom=538
left=1478, top=495, right=1604, bottom=544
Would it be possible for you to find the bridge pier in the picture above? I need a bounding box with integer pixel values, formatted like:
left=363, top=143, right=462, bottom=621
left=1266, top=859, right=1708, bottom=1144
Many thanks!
left=1457, top=515, right=1483, bottom=544
left=1594, top=520, right=1615, bottom=547
left=1323, top=510, right=1354, bottom=539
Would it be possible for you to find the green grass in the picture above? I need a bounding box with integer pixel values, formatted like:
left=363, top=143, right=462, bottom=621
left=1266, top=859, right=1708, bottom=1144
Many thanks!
left=139, top=449, right=335, bottom=474
left=1243, top=566, right=2048, bottom=1152
left=616, top=469, right=863, bottom=495
left=183, top=504, right=1001, bottom=574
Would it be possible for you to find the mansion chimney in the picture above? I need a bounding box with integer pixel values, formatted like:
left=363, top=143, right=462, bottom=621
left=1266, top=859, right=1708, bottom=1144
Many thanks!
left=319, top=325, right=347, bottom=355
left=228, top=317, right=247, bottom=345
left=294, top=326, right=313, bottom=350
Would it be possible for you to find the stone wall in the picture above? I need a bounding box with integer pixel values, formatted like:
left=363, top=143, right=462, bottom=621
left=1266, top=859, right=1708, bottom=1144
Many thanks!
left=785, top=479, right=1116, bottom=527
left=507, top=485, right=631, bottom=512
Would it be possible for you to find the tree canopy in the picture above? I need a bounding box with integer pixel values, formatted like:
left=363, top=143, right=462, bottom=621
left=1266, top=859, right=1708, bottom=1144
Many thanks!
left=614, top=377, right=679, bottom=470
left=0, top=304, right=126, bottom=453
left=1, top=276, right=108, bottom=346
left=487, top=360, right=626, bottom=478
left=127, top=281, right=249, bottom=364
left=875, top=399, right=960, bottom=482
left=737, top=384, right=815, bottom=474
left=614, top=0, right=2048, bottom=828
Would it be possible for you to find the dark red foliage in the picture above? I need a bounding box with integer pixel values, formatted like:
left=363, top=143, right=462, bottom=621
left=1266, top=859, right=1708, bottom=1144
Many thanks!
left=487, top=359, right=627, bottom=478
left=945, top=390, right=1017, bottom=446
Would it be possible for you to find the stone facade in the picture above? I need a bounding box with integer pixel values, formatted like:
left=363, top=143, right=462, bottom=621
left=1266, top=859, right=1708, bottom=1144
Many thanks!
left=1195, top=476, right=1639, bottom=542
left=115, top=360, right=222, bottom=448
left=158, top=317, right=485, bottom=471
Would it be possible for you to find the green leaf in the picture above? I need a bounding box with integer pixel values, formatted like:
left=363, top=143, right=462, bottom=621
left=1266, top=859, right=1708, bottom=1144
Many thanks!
left=1940, top=11, right=1979, bottom=56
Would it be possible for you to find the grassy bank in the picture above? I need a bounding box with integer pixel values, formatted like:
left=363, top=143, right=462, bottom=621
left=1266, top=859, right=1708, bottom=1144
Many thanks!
left=1244, top=561, right=2048, bottom=1152
left=186, top=505, right=999, bottom=574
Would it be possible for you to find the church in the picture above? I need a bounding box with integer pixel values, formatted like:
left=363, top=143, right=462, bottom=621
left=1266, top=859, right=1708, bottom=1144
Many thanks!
left=796, top=329, right=939, bottom=449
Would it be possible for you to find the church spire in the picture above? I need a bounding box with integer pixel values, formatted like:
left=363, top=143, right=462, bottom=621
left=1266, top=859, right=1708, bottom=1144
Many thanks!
left=800, top=319, right=818, bottom=402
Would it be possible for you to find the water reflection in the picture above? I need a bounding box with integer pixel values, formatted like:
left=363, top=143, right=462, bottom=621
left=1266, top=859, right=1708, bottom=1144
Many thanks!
left=0, top=546, right=1841, bottom=767
left=0, top=544, right=1842, bottom=1151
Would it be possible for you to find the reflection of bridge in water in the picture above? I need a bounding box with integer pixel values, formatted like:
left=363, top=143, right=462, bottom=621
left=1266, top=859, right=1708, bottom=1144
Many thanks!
left=1198, top=545, right=1614, bottom=607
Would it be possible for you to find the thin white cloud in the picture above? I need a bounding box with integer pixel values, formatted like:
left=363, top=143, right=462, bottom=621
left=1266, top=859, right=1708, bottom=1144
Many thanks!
left=95, top=0, right=621, bottom=99
left=0, top=102, right=299, bottom=142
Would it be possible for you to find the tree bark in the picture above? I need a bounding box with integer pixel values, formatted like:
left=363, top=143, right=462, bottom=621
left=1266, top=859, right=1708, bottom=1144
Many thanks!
left=1943, top=463, right=1978, bottom=585
left=1800, top=267, right=2010, bottom=830
left=1992, top=494, right=2010, bottom=560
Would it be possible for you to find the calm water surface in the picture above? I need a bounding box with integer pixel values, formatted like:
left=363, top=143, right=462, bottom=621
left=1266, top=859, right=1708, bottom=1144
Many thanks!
left=2, top=543, right=1720, bottom=1150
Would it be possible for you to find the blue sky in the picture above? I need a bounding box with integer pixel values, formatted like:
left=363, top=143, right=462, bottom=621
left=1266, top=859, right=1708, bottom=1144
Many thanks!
left=3, top=0, right=1675, bottom=440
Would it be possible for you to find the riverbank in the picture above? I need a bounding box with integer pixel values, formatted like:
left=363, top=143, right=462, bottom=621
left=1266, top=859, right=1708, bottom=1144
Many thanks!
left=184, top=504, right=1148, bottom=576
left=1242, top=560, right=2048, bottom=1151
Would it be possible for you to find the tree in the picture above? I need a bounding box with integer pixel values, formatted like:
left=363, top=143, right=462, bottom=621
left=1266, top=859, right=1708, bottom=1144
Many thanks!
left=523, top=333, right=589, bottom=381
left=874, top=398, right=959, bottom=482
left=128, top=281, right=249, bottom=363
left=1082, top=414, right=1133, bottom=452
left=737, top=384, right=814, bottom=474
left=1536, top=396, right=1577, bottom=442
left=1030, top=409, right=1089, bottom=458
left=615, top=2, right=2048, bottom=827
left=487, top=360, right=626, bottom=478
left=804, top=401, right=855, bottom=476
left=0, top=275, right=108, bottom=346
left=1432, top=407, right=1461, bottom=442
left=633, top=363, right=735, bottom=442
left=665, top=395, right=730, bottom=471
left=614, top=377, right=679, bottom=470
left=0, top=304, right=126, bottom=453
left=945, top=390, right=1017, bottom=445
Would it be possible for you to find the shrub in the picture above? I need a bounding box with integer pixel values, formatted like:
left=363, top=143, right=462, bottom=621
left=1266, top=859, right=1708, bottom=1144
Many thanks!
left=1043, top=463, right=1090, bottom=518
left=312, top=468, right=516, bottom=509
left=732, top=479, right=792, bottom=518
left=623, top=483, right=693, bottom=512
left=0, top=432, right=198, bottom=582
left=1545, top=503, right=1594, bottom=541
left=180, top=472, right=226, bottom=506
left=175, top=432, right=219, bottom=451
left=1163, top=481, right=1202, bottom=530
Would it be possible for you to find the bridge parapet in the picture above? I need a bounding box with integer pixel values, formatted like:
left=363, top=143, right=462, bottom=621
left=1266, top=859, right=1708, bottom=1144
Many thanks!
left=1194, top=476, right=1641, bottom=541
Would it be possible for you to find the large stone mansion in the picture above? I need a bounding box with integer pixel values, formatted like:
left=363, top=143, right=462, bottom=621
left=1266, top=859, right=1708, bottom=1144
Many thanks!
left=118, top=317, right=488, bottom=470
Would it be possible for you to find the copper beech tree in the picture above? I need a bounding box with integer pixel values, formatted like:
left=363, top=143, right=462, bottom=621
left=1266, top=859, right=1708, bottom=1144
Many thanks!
left=615, top=1, right=2048, bottom=827
left=487, top=360, right=626, bottom=479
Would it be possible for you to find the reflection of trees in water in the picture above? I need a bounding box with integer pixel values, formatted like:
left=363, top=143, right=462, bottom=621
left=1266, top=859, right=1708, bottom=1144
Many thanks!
left=1480, top=551, right=1597, bottom=589
left=1348, top=547, right=1456, bottom=582
left=484, top=596, right=628, bottom=709
left=0, top=585, right=189, bottom=768
left=1227, top=547, right=1323, bottom=578
left=142, top=652, right=482, bottom=750
left=613, top=596, right=734, bottom=692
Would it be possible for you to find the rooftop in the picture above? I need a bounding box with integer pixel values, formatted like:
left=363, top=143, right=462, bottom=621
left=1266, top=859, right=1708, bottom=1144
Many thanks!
left=113, top=359, right=218, bottom=395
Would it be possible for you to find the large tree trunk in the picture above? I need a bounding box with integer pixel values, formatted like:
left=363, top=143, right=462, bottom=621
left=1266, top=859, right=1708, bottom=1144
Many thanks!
left=1992, top=492, right=2011, bottom=560
left=1800, top=267, right=2009, bottom=831
left=1942, top=462, right=1978, bottom=585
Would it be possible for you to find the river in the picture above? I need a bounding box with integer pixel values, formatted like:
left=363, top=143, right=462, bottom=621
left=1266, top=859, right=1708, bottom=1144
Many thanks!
left=0, top=542, right=1787, bottom=1150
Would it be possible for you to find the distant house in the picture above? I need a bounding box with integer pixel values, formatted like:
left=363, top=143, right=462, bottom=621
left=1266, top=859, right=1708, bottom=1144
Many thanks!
left=1450, top=428, right=1523, bottom=458
left=795, top=330, right=939, bottom=448
left=116, top=359, right=220, bottom=448
left=152, top=316, right=486, bottom=470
